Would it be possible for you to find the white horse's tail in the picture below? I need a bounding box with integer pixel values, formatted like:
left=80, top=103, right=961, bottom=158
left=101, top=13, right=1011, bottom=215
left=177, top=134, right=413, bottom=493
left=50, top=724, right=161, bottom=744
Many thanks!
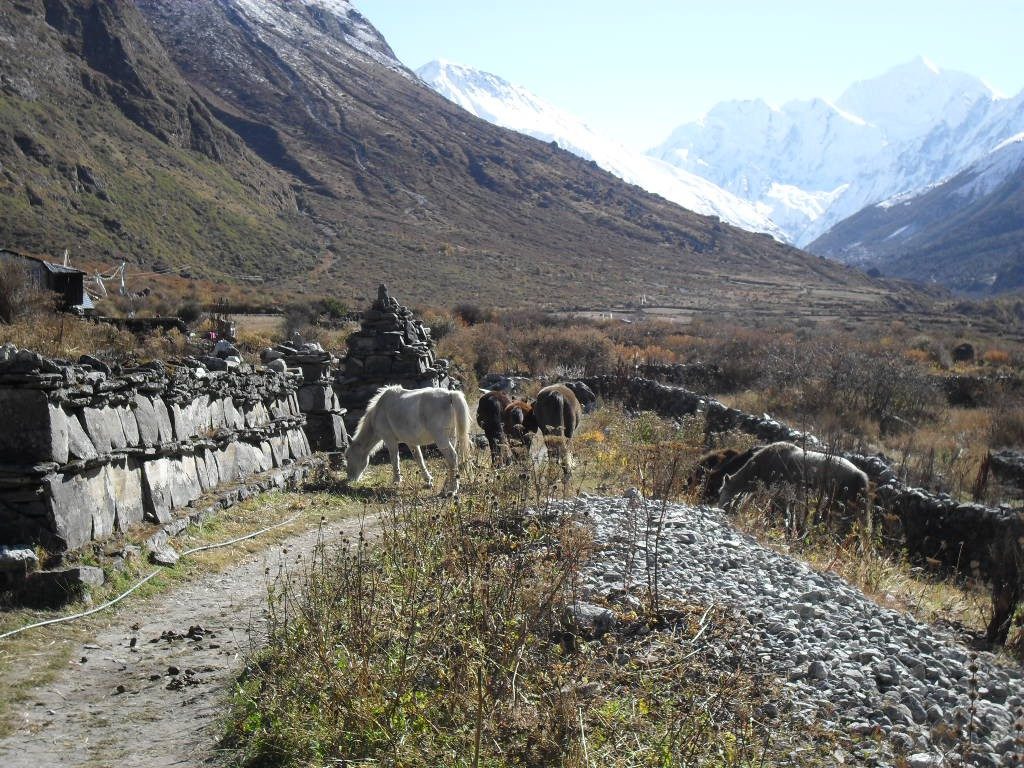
left=452, top=391, right=474, bottom=479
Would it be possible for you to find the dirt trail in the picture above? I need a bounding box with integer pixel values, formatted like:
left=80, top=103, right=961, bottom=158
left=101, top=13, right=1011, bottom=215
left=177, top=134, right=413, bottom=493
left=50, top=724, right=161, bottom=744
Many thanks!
left=0, top=514, right=376, bottom=768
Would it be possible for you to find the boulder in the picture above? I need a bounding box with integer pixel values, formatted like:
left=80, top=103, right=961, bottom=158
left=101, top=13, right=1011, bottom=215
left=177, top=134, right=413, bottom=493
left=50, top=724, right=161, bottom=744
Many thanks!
left=22, top=566, right=104, bottom=607
left=149, top=544, right=179, bottom=566
left=562, top=601, right=616, bottom=640
left=260, top=347, right=284, bottom=363
left=132, top=394, right=160, bottom=446
left=44, top=468, right=114, bottom=549
left=103, top=407, right=128, bottom=450
left=78, top=354, right=111, bottom=374
left=168, top=455, right=202, bottom=508
left=107, top=459, right=145, bottom=532
left=214, top=442, right=239, bottom=484
left=213, top=339, right=240, bottom=358
left=141, top=458, right=174, bottom=523
left=116, top=405, right=140, bottom=447
left=152, top=398, right=174, bottom=444
left=298, top=383, right=339, bottom=413
left=170, top=403, right=195, bottom=442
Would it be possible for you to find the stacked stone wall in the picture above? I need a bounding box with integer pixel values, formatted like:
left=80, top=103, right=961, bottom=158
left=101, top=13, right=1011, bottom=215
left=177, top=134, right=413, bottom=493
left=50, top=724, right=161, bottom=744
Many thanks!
left=263, top=342, right=349, bottom=453
left=0, top=345, right=311, bottom=552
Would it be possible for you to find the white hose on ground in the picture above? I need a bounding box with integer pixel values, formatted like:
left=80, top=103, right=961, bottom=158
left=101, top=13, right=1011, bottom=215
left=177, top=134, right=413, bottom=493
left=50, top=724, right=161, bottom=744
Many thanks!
left=0, top=512, right=304, bottom=642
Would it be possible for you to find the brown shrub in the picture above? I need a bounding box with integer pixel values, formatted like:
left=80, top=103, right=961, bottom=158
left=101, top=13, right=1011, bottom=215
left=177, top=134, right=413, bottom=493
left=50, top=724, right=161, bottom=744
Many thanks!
left=989, top=396, right=1024, bottom=449
left=511, top=325, right=618, bottom=377
left=0, top=262, right=50, bottom=323
left=982, top=348, right=1012, bottom=367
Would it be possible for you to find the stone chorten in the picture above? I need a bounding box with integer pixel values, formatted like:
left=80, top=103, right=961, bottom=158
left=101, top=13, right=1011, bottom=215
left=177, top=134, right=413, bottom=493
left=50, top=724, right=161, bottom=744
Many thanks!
left=337, top=285, right=452, bottom=431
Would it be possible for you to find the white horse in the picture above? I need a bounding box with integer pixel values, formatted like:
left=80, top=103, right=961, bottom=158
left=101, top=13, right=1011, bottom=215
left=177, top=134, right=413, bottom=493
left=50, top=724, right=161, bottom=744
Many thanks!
left=345, top=385, right=473, bottom=495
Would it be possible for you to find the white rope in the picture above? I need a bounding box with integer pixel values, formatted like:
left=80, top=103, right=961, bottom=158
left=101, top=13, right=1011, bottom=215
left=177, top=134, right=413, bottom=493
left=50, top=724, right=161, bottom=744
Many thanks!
left=0, top=513, right=304, bottom=642
left=0, top=570, right=163, bottom=641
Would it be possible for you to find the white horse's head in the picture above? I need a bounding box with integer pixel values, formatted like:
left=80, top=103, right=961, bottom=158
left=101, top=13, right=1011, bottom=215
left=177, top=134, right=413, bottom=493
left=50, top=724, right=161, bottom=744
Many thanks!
left=345, top=441, right=370, bottom=482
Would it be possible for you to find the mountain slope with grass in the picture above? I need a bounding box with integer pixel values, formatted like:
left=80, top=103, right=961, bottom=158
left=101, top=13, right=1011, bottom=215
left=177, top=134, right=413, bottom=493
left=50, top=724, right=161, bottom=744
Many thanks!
left=416, top=59, right=785, bottom=240
left=0, top=0, right=320, bottom=282
left=2, top=0, right=895, bottom=311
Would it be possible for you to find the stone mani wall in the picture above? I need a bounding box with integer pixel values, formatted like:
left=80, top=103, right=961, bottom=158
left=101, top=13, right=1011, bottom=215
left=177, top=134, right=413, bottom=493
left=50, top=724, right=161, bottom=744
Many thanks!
left=581, top=375, right=822, bottom=447
left=273, top=343, right=349, bottom=453
left=0, top=347, right=311, bottom=552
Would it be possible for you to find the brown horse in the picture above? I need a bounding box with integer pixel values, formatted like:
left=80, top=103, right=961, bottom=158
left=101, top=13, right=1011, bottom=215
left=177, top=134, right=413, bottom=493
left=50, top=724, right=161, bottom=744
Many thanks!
left=534, top=384, right=582, bottom=469
left=503, top=399, right=538, bottom=447
left=476, top=390, right=513, bottom=465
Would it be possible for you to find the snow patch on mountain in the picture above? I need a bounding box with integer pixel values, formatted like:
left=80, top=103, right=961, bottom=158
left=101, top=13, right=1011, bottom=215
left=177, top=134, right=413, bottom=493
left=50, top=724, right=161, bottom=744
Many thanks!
left=953, top=132, right=1024, bottom=200
left=231, top=0, right=401, bottom=68
left=417, top=60, right=784, bottom=240
left=836, top=57, right=994, bottom=142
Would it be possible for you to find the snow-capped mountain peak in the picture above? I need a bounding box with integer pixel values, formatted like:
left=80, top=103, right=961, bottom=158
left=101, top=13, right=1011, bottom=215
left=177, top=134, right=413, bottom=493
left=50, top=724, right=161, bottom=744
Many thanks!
left=651, top=57, right=1024, bottom=246
left=417, top=60, right=784, bottom=239
left=836, top=56, right=994, bottom=140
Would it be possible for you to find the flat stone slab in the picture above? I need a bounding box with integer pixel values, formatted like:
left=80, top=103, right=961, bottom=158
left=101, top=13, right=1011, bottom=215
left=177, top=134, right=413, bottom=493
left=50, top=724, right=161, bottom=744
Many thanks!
left=0, top=545, right=39, bottom=573
left=21, top=566, right=104, bottom=607
left=0, top=390, right=69, bottom=465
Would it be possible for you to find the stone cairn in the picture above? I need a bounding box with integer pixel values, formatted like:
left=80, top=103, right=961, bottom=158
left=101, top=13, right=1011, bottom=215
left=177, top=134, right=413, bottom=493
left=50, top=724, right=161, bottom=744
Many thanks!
left=337, top=285, right=453, bottom=432
left=261, top=342, right=349, bottom=454
left=0, top=343, right=312, bottom=598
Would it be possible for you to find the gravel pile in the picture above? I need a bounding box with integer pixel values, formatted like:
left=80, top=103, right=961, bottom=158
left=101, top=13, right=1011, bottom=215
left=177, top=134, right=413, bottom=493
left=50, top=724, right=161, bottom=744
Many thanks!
left=563, top=494, right=1023, bottom=767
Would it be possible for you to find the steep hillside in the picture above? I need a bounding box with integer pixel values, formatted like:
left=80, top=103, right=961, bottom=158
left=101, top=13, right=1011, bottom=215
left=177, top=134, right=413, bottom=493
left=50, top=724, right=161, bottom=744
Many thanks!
left=0, top=0, right=319, bottom=280
left=809, top=135, right=1024, bottom=294
left=2, top=0, right=892, bottom=311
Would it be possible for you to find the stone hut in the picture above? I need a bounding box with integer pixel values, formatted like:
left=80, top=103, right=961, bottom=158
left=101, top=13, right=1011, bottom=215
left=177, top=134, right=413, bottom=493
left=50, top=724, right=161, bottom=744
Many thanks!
left=337, top=285, right=453, bottom=431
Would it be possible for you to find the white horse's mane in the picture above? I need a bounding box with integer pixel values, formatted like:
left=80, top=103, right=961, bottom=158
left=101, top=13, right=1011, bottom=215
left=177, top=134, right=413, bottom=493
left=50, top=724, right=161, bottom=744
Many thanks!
left=351, top=384, right=405, bottom=453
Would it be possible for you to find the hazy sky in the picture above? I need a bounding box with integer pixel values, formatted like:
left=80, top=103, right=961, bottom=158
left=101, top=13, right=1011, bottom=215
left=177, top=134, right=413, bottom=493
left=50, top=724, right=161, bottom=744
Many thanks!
left=354, top=0, right=1024, bottom=152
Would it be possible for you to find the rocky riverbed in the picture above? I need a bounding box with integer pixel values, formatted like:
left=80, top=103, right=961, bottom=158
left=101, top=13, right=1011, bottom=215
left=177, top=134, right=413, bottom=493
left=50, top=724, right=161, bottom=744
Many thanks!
left=565, top=495, right=1023, bottom=767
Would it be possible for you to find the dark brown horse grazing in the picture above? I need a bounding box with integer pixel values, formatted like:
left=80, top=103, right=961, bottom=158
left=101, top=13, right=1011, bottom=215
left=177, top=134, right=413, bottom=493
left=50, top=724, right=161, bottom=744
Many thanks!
left=687, top=446, right=757, bottom=502
left=717, top=442, right=871, bottom=536
left=534, top=384, right=583, bottom=469
left=476, top=390, right=513, bottom=465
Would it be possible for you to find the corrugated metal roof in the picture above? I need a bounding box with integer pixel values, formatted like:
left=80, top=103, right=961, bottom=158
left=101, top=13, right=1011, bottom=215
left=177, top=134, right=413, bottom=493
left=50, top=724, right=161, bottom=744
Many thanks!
left=41, top=260, right=85, bottom=275
left=2, top=248, right=86, bottom=275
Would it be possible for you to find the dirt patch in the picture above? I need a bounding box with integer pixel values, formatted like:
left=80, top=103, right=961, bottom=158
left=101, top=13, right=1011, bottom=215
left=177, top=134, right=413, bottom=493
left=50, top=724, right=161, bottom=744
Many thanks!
left=0, top=514, right=377, bottom=768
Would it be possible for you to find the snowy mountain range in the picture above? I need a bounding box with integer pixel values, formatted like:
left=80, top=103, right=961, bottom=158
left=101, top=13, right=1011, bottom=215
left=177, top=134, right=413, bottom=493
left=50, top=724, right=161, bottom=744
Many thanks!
left=417, top=60, right=784, bottom=239
left=651, top=57, right=1024, bottom=247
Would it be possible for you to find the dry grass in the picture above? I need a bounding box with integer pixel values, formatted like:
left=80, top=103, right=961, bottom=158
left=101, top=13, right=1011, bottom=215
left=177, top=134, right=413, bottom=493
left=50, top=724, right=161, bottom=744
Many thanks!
left=223, top=459, right=840, bottom=767
left=728, top=491, right=992, bottom=633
